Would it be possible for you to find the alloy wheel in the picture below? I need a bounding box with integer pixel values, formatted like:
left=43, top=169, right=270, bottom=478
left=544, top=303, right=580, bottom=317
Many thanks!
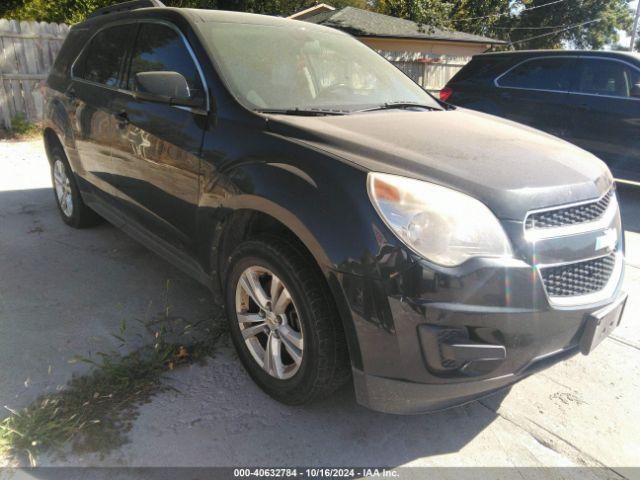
left=235, top=266, right=304, bottom=380
left=53, top=159, right=73, bottom=217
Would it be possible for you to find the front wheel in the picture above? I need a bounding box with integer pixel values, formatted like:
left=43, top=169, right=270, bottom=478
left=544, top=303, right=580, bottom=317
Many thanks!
left=224, top=236, right=350, bottom=405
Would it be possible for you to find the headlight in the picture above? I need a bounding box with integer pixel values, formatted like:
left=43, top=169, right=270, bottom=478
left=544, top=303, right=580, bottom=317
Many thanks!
left=367, top=173, right=512, bottom=267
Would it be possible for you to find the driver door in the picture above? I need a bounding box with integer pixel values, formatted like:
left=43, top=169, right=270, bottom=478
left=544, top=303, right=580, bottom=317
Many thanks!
left=108, top=21, right=208, bottom=254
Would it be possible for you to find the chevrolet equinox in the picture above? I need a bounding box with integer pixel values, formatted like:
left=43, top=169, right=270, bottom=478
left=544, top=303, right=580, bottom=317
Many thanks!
left=42, top=0, right=626, bottom=414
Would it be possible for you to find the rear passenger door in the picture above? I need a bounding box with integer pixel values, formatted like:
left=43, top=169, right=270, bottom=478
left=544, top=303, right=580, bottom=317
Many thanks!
left=109, top=21, right=208, bottom=253
left=567, top=57, right=640, bottom=182
left=494, top=57, right=576, bottom=138
left=69, top=23, right=136, bottom=195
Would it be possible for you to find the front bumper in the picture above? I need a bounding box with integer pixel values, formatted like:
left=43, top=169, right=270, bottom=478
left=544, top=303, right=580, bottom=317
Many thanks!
left=352, top=345, right=578, bottom=415
left=332, top=252, right=626, bottom=415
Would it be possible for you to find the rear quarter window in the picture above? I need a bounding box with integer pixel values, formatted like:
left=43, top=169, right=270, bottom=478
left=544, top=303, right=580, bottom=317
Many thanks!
left=49, top=28, right=90, bottom=79
left=448, top=56, right=512, bottom=84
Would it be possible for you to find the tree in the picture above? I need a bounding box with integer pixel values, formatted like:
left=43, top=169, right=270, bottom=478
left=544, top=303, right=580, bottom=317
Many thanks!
left=374, top=0, right=452, bottom=28
left=0, top=0, right=24, bottom=18
left=445, top=0, right=512, bottom=37
left=503, top=0, right=633, bottom=50
left=3, top=0, right=633, bottom=52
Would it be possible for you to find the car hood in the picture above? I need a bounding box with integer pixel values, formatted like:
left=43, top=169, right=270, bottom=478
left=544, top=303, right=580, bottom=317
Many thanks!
left=266, top=108, right=613, bottom=221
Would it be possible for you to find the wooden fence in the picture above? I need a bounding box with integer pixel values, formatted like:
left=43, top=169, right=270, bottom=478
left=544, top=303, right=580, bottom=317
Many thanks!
left=0, top=19, right=69, bottom=130
left=378, top=50, right=471, bottom=93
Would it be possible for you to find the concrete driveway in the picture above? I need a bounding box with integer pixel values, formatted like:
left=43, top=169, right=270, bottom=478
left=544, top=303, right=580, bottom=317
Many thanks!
left=0, top=139, right=638, bottom=474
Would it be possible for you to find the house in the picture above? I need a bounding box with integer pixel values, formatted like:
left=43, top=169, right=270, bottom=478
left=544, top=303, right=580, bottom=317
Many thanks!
left=289, top=5, right=505, bottom=91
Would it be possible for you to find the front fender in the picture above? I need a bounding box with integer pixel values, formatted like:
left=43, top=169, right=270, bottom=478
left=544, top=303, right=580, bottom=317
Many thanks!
left=198, top=144, right=393, bottom=276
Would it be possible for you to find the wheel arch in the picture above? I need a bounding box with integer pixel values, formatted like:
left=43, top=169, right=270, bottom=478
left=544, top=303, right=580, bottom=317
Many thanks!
left=43, top=127, right=64, bottom=165
left=209, top=204, right=363, bottom=370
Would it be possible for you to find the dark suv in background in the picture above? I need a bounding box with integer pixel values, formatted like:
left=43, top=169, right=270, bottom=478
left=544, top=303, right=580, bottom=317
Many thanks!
left=43, top=1, right=626, bottom=414
left=442, top=51, right=640, bottom=182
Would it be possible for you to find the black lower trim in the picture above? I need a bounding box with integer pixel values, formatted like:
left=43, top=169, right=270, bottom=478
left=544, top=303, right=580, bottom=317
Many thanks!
left=352, top=347, right=579, bottom=415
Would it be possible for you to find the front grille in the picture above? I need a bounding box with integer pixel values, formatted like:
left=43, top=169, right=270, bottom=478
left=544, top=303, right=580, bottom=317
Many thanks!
left=541, top=254, right=617, bottom=297
left=525, top=190, right=613, bottom=230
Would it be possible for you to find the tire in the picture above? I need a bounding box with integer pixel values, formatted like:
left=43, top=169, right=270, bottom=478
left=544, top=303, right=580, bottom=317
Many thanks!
left=49, top=144, right=102, bottom=228
left=224, top=235, right=350, bottom=405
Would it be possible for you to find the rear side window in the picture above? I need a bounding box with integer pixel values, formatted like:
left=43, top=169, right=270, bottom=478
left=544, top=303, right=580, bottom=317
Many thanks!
left=575, top=59, right=640, bottom=98
left=51, top=28, right=90, bottom=79
left=497, top=58, right=573, bottom=91
left=75, top=24, right=133, bottom=87
left=449, top=56, right=509, bottom=84
left=127, top=23, right=204, bottom=101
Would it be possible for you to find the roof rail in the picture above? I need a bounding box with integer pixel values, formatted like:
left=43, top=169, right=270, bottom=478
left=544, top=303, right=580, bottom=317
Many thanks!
left=88, top=0, right=165, bottom=19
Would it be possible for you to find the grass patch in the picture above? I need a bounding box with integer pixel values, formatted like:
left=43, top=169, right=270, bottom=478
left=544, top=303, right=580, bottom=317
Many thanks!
left=0, top=309, right=228, bottom=466
left=0, top=114, right=41, bottom=140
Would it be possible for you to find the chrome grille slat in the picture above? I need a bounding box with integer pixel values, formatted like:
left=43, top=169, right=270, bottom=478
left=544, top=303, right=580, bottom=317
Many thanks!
left=525, top=190, right=613, bottom=230
left=540, top=254, right=617, bottom=297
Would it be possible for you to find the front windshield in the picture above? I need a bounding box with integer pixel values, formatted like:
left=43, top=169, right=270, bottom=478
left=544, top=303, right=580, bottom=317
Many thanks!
left=197, top=22, right=441, bottom=113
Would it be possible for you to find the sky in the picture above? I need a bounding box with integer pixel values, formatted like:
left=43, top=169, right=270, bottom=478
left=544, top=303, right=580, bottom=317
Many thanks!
left=619, top=0, right=639, bottom=48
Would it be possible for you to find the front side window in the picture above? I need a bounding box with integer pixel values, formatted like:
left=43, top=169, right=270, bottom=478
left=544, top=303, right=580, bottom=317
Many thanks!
left=76, top=24, right=133, bottom=86
left=498, top=58, right=573, bottom=92
left=576, top=59, right=640, bottom=98
left=196, top=22, right=441, bottom=112
left=128, top=23, right=204, bottom=102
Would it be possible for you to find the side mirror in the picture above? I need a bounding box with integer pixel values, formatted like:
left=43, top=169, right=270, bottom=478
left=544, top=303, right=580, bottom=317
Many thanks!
left=134, top=71, right=200, bottom=107
left=631, top=83, right=640, bottom=98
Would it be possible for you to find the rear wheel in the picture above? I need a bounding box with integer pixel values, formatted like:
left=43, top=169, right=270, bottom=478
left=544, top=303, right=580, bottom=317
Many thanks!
left=49, top=145, right=101, bottom=228
left=225, top=236, right=350, bottom=405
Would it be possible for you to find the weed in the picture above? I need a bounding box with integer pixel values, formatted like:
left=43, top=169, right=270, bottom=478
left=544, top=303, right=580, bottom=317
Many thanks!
left=0, top=309, right=227, bottom=466
left=0, top=114, right=41, bottom=140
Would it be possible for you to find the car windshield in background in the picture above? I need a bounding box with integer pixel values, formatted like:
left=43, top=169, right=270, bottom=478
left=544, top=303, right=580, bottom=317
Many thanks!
left=198, top=22, right=441, bottom=113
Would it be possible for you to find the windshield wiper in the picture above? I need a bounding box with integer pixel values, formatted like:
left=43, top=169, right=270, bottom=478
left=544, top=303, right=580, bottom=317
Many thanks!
left=354, top=102, right=441, bottom=113
left=255, top=108, right=347, bottom=116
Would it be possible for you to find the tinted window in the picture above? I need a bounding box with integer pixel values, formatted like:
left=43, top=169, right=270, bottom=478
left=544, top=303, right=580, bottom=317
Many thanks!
left=77, top=25, right=132, bottom=86
left=576, top=59, right=640, bottom=98
left=498, top=58, right=573, bottom=91
left=450, top=56, right=510, bottom=84
left=128, top=23, right=203, bottom=101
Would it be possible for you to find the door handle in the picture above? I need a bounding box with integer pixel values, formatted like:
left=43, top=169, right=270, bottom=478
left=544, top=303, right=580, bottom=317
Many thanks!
left=577, top=103, right=591, bottom=112
left=115, top=110, right=129, bottom=126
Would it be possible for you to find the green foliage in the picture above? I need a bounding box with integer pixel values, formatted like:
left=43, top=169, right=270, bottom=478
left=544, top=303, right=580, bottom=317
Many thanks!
left=0, top=313, right=227, bottom=466
left=502, top=0, right=633, bottom=50
left=0, top=0, right=24, bottom=18
left=2, top=0, right=634, bottom=50
left=363, top=0, right=633, bottom=49
left=8, top=114, right=40, bottom=137
left=374, top=0, right=452, bottom=28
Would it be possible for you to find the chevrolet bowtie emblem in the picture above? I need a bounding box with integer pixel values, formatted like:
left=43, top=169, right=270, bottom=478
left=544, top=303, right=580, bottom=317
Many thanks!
left=595, top=228, right=617, bottom=252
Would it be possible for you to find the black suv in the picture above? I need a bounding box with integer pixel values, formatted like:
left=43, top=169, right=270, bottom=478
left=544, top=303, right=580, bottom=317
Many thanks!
left=442, top=50, right=640, bottom=182
left=43, top=1, right=626, bottom=414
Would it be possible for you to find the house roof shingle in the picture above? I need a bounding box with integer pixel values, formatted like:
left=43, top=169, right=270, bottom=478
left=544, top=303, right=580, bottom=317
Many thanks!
left=303, top=6, right=504, bottom=45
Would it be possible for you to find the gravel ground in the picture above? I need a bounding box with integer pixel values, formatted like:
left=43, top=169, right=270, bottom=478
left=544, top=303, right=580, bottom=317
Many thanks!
left=0, top=139, right=638, bottom=476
